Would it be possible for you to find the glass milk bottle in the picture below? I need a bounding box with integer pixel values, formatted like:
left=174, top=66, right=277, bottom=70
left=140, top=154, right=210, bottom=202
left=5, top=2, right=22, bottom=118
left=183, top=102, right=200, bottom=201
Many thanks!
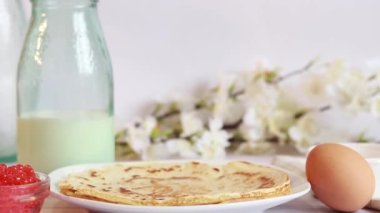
left=0, top=0, right=26, bottom=162
left=17, top=0, right=114, bottom=173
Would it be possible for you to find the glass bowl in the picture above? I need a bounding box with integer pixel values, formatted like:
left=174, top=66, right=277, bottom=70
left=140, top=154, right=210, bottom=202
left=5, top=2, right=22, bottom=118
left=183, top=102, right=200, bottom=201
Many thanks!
left=0, top=172, right=50, bottom=213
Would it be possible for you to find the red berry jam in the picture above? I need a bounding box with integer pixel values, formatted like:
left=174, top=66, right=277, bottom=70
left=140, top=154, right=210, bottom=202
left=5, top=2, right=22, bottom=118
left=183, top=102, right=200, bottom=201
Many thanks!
left=0, top=164, right=40, bottom=186
left=0, top=164, right=50, bottom=213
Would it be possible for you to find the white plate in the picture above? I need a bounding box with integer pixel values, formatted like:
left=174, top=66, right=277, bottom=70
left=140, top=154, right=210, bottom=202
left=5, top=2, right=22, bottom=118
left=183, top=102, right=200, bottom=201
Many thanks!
left=49, top=161, right=310, bottom=213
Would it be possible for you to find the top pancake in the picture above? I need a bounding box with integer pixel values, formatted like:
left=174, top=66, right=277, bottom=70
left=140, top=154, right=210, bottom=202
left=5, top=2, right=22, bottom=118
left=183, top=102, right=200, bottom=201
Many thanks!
left=59, top=160, right=291, bottom=206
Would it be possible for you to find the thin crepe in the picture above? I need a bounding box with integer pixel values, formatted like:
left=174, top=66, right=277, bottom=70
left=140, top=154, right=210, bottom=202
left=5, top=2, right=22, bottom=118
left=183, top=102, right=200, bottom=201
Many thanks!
left=59, top=161, right=291, bottom=206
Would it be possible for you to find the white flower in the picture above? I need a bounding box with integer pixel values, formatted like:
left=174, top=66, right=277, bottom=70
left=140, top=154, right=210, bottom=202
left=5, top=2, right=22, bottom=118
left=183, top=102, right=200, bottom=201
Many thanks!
left=239, top=108, right=265, bottom=142
left=123, top=59, right=380, bottom=160
left=244, top=80, right=279, bottom=112
left=240, top=91, right=297, bottom=144
left=212, top=76, right=234, bottom=116
left=212, top=75, right=245, bottom=124
left=166, top=139, right=198, bottom=158
left=239, top=125, right=263, bottom=142
left=209, top=117, right=224, bottom=132
left=288, top=115, right=317, bottom=153
left=324, top=60, right=370, bottom=111
left=126, top=116, right=156, bottom=155
left=180, top=112, right=204, bottom=137
left=267, top=109, right=295, bottom=142
left=243, top=108, right=262, bottom=127
left=142, top=143, right=171, bottom=160
left=144, top=116, right=157, bottom=132
left=195, top=118, right=230, bottom=159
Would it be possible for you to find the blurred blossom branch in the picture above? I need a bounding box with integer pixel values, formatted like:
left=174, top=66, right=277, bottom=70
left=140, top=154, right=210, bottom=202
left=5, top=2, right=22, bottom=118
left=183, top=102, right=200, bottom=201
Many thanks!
left=275, top=57, right=319, bottom=83
left=116, top=58, right=379, bottom=160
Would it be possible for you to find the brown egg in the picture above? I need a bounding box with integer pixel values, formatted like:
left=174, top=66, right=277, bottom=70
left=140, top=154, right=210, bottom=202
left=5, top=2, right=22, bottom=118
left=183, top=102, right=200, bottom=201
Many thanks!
left=306, top=143, right=375, bottom=212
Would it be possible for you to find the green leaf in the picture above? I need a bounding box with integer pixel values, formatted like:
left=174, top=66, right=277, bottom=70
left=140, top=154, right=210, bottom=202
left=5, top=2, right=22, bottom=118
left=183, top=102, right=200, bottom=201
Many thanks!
left=115, top=129, right=127, bottom=142
left=264, top=71, right=278, bottom=83
left=195, top=99, right=207, bottom=109
left=356, top=132, right=369, bottom=143
left=294, top=110, right=307, bottom=119
left=230, top=131, right=245, bottom=142
left=228, top=82, right=236, bottom=95
left=150, top=127, right=177, bottom=140
left=150, top=127, right=161, bottom=140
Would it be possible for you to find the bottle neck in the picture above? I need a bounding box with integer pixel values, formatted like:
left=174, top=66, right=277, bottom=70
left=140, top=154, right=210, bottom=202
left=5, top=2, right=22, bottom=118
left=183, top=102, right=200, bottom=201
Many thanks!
left=31, top=0, right=97, bottom=9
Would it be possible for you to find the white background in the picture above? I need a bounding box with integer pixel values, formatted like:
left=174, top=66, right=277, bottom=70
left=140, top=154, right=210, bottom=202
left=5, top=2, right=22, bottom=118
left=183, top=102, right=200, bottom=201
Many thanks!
left=23, top=0, right=380, bottom=122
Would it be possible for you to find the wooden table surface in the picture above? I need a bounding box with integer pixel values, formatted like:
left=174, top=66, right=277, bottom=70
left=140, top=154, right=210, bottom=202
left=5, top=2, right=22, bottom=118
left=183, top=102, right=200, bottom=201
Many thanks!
left=42, top=197, right=88, bottom=213
left=41, top=194, right=377, bottom=213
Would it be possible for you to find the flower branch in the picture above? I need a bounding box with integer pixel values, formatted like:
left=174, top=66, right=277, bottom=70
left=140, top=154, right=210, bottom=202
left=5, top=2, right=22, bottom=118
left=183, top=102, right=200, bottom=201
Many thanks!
left=116, top=58, right=379, bottom=160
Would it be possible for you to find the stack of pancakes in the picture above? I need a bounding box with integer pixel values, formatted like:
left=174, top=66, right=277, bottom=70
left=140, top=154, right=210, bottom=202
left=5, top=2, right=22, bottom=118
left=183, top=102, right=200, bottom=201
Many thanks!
left=59, top=161, right=291, bottom=206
